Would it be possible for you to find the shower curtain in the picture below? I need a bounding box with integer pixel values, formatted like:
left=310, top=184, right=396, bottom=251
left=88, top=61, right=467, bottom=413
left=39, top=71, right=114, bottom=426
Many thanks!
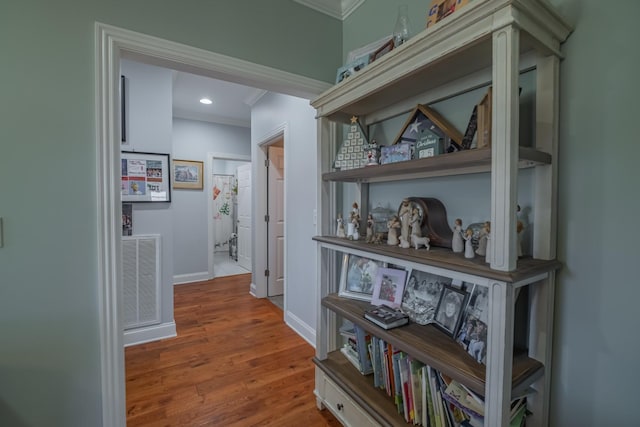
left=213, top=174, right=236, bottom=252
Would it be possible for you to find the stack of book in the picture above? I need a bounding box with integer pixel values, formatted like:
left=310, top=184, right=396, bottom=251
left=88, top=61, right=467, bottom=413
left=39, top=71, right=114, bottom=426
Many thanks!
left=364, top=305, right=409, bottom=330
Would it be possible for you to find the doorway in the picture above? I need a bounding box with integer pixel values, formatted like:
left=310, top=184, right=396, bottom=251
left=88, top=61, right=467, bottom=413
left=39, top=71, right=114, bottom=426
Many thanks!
left=267, top=140, right=285, bottom=298
left=96, top=23, right=328, bottom=426
left=208, top=154, right=251, bottom=278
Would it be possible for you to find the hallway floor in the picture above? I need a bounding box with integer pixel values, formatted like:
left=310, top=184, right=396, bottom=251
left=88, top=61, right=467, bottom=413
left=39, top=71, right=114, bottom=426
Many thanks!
left=213, top=251, right=249, bottom=278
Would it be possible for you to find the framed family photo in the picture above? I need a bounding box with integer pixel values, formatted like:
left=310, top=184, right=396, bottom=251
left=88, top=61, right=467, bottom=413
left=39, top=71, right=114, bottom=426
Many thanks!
left=371, top=267, right=407, bottom=309
left=401, top=268, right=452, bottom=325
left=338, top=254, right=385, bottom=301
left=173, top=159, right=204, bottom=190
left=434, top=285, right=467, bottom=336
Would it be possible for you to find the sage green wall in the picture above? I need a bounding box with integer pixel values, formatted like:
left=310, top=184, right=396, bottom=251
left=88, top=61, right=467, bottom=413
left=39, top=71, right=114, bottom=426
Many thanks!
left=0, top=1, right=340, bottom=426
left=344, top=1, right=640, bottom=426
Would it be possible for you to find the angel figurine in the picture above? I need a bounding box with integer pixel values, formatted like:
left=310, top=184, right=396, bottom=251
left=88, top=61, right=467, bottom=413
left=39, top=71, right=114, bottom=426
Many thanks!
left=350, top=215, right=360, bottom=241
left=336, top=213, right=346, bottom=238
left=452, top=218, right=464, bottom=253
left=484, top=221, right=492, bottom=264
left=366, top=214, right=375, bottom=242
left=476, top=221, right=489, bottom=256
left=398, top=198, right=412, bottom=243
left=464, top=228, right=475, bottom=259
left=387, top=215, right=401, bottom=246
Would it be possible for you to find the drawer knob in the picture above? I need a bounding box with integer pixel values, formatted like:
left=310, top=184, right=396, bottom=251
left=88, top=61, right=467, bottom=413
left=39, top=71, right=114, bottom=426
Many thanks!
left=337, top=403, right=344, bottom=411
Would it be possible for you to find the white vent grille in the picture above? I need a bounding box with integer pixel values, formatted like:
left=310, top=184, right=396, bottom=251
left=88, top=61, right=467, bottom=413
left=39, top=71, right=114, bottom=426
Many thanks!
left=122, top=235, right=161, bottom=330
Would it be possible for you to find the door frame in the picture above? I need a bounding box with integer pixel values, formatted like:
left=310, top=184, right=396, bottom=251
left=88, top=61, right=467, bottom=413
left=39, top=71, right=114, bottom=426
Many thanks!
left=252, top=124, right=288, bottom=301
left=207, top=152, right=251, bottom=279
left=95, top=22, right=329, bottom=426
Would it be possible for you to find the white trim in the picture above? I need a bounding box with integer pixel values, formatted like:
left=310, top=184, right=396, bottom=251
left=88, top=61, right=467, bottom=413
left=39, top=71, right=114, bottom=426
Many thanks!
left=123, top=321, right=177, bottom=347
left=243, top=89, right=268, bottom=107
left=254, top=123, right=289, bottom=300
left=207, top=152, right=252, bottom=280
left=294, top=0, right=364, bottom=20
left=95, top=22, right=328, bottom=426
left=173, top=107, right=251, bottom=128
left=173, top=272, right=210, bottom=285
left=285, top=310, right=316, bottom=347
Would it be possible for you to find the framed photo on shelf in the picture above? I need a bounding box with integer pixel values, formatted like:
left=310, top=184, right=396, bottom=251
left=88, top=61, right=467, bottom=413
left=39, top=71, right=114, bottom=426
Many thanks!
left=401, top=268, right=452, bottom=325
left=121, top=151, right=171, bottom=203
left=173, top=159, right=204, bottom=190
left=338, top=254, right=385, bottom=301
left=371, top=267, right=407, bottom=308
left=434, top=284, right=468, bottom=336
left=380, top=142, right=412, bottom=164
left=455, top=283, right=489, bottom=364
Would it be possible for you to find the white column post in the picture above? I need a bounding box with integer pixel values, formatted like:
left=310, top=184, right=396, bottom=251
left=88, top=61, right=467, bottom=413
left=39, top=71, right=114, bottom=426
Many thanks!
left=490, top=25, right=520, bottom=271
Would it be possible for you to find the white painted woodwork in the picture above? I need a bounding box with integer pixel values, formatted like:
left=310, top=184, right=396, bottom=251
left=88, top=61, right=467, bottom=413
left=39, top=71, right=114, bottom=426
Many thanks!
left=533, top=55, right=560, bottom=260
left=236, top=163, right=252, bottom=271
left=490, top=25, right=520, bottom=271
left=268, top=145, right=285, bottom=296
left=312, top=2, right=571, bottom=426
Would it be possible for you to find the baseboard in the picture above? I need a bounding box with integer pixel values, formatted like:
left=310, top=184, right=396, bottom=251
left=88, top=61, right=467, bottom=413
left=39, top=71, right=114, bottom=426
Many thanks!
left=173, top=271, right=210, bottom=285
left=123, top=321, right=177, bottom=347
left=285, top=310, right=316, bottom=348
left=249, top=282, right=258, bottom=296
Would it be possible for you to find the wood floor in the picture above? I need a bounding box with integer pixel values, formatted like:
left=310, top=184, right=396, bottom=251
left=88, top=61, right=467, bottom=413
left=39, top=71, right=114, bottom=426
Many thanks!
left=125, top=274, right=341, bottom=427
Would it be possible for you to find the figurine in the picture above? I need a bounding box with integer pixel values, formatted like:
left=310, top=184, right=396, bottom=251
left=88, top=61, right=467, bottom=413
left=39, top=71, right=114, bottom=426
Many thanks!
left=409, top=207, right=422, bottom=238
left=475, top=221, right=489, bottom=256
left=336, top=213, right=346, bottom=238
left=351, top=215, right=360, bottom=241
left=413, top=235, right=430, bottom=250
left=366, top=214, right=375, bottom=242
left=387, top=215, right=401, bottom=246
left=452, top=218, right=464, bottom=253
left=351, top=202, right=360, bottom=221
left=399, top=235, right=411, bottom=248
left=464, top=228, right=475, bottom=259
left=398, top=198, right=412, bottom=244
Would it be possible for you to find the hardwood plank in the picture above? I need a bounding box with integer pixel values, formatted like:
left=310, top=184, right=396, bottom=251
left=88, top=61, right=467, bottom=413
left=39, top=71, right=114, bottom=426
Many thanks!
left=126, top=274, right=340, bottom=427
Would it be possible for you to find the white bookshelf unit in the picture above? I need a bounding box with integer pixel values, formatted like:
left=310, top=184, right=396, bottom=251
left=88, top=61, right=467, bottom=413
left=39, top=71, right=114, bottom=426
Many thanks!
left=312, top=1, right=572, bottom=426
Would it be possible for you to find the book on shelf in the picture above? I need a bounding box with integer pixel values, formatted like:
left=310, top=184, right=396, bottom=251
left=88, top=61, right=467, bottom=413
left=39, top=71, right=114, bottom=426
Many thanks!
left=364, top=304, right=409, bottom=329
left=340, top=323, right=373, bottom=375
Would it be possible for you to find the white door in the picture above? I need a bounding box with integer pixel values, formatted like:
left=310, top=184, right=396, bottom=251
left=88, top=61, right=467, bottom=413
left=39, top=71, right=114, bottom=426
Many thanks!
left=236, top=164, right=252, bottom=271
left=268, top=146, right=285, bottom=296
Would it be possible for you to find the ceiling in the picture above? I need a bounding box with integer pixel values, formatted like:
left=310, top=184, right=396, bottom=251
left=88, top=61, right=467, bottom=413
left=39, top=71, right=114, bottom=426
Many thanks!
left=171, top=0, right=363, bottom=128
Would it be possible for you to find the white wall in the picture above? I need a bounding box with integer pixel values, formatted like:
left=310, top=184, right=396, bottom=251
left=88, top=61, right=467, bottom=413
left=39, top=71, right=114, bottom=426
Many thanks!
left=121, top=59, right=175, bottom=330
left=172, top=118, right=250, bottom=277
left=251, top=92, right=319, bottom=344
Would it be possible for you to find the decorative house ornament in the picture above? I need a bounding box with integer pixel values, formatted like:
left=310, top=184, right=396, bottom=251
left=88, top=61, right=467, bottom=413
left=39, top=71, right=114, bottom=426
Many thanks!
left=392, top=104, right=463, bottom=158
left=333, top=116, right=370, bottom=170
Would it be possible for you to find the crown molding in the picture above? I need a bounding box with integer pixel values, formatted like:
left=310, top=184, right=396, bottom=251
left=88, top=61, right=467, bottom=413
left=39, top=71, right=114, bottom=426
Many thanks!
left=294, top=0, right=365, bottom=20
left=173, top=107, right=251, bottom=128
left=243, top=88, right=268, bottom=107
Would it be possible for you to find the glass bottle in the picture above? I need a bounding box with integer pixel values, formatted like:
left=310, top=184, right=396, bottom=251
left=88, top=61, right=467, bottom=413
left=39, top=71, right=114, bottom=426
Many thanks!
left=393, top=5, right=411, bottom=47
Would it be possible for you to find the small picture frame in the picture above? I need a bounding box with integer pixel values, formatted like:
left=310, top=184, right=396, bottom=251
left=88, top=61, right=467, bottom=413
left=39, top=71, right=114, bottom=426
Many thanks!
left=339, top=254, right=385, bottom=301
left=371, top=38, right=394, bottom=62
left=401, top=268, right=452, bottom=325
left=173, top=159, right=204, bottom=190
left=434, top=285, right=468, bottom=336
left=336, top=55, right=369, bottom=84
left=371, top=267, right=407, bottom=308
left=380, top=142, right=412, bottom=165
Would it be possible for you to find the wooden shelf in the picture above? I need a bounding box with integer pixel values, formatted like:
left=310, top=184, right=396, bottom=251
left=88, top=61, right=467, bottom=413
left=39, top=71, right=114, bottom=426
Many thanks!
left=314, top=235, right=561, bottom=282
left=314, top=352, right=404, bottom=427
left=322, top=293, right=544, bottom=397
left=323, top=147, right=552, bottom=183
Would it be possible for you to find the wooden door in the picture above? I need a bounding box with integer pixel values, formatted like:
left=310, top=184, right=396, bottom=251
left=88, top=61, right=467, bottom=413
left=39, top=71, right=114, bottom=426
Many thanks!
left=268, top=146, right=284, bottom=296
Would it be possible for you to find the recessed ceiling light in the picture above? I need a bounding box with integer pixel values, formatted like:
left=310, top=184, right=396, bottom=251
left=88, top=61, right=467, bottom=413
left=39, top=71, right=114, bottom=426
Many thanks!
left=199, top=98, right=212, bottom=105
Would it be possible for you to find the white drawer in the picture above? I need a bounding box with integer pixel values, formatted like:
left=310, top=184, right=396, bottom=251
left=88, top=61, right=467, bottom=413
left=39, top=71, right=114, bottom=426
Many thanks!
left=321, top=375, right=379, bottom=427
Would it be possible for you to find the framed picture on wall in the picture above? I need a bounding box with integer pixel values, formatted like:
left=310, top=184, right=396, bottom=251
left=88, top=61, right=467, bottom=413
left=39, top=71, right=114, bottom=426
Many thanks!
left=173, top=159, right=204, bottom=190
left=121, top=151, right=171, bottom=203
